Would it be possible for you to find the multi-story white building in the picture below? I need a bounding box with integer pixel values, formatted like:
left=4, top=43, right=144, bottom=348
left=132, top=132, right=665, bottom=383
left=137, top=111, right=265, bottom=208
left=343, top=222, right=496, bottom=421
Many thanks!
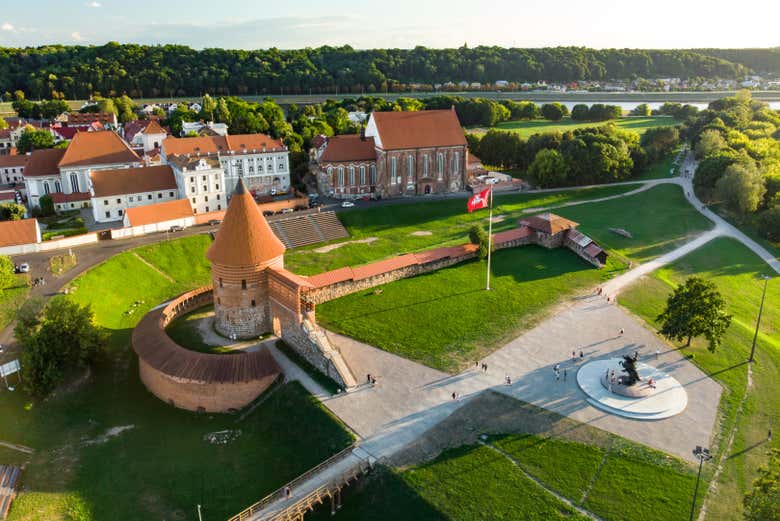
left=0, top=154, right=27, bottom=185
left=162, top=133, right=290, bottom=198
left=89, top=165, right=180, bottom=223
left=24, top=131, right=142, bottom=211
left=167, top=155, right=226, bottom=214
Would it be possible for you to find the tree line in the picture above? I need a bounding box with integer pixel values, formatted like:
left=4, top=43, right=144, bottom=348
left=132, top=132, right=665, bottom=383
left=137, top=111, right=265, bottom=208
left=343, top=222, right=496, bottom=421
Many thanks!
left=689, top=91, right=780, bottom=241
left=0, top=43, right=767, bottom=100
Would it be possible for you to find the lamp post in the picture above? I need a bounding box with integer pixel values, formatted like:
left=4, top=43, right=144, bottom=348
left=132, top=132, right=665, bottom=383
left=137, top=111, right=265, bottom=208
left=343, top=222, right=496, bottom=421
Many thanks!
left=749, top=275, right=771, bottom=363
left=689, top=446, right=712, bottom=521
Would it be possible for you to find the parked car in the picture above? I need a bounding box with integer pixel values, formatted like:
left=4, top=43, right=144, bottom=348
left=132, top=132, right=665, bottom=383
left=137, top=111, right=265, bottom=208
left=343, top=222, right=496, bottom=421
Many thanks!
left=169, top=225, right=184, bottom=232
left=207, top=219, right=222, bottom=226
left=281, top=208, right=294, bottom=214
left=340, top=201, right=355, bottom=208
left=15, top=263, right=29, bottom=273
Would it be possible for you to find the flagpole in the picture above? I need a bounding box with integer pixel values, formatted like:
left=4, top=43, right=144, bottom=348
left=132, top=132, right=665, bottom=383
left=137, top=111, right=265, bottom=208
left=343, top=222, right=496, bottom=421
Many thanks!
left=486, top=186, right=493, bottom=291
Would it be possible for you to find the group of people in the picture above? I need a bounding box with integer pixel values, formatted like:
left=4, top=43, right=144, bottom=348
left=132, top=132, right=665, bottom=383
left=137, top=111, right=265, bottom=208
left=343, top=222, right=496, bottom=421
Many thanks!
left=31, top=277, right=46, bottom=287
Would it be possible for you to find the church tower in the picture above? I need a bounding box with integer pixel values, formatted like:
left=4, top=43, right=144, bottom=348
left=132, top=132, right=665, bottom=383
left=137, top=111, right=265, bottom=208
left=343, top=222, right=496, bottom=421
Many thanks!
left=206, top=179, right=286, bottom=339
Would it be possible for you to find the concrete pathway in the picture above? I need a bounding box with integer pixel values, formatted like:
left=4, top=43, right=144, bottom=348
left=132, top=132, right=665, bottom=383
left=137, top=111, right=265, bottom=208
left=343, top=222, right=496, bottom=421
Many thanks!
left=265, top=343, right=331, bottom=399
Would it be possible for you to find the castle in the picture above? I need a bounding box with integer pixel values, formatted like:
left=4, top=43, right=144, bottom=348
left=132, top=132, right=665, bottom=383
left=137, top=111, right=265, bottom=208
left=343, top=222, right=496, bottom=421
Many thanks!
left=133, top=179, right=606, bottom=412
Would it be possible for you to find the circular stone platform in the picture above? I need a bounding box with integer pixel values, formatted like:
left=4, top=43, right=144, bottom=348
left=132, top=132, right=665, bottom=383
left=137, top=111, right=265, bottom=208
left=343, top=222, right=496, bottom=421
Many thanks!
left=576, top=358, right=688, bottom=420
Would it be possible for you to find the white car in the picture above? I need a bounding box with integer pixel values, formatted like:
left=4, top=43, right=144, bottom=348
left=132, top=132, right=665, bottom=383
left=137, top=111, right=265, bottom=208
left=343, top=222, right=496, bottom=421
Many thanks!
left=340, top=201, right=355, bottom=208
left=16, top=263, right=30, bottom=273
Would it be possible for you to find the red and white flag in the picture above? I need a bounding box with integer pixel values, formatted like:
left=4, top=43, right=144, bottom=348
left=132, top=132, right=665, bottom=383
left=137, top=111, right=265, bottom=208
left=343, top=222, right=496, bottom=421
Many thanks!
left=467, top=187, right=491, bottom=213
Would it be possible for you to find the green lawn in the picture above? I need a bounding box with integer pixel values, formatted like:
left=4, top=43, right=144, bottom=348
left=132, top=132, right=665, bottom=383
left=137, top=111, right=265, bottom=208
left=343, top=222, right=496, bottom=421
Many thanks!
left=479, top=116, right=679, bottom=139
left=620, top=237, right=780, bottom=520
left=164, top=304, right=228, bottom=354
left=0, top=274, right=29, bottom=330
left=633, top=147, right=682, bottom=181
left=285, top=185, right=636, bottom=275
left=2, top=235, right=353, bottom=521
left=554, top=184, right=713, bottom=263
left=318, top=246, right=624, bottom=372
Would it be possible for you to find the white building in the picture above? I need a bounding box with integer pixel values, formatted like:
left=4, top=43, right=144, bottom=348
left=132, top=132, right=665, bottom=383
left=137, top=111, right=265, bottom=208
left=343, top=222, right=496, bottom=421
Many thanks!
left=89, top=165, right=179, bottom=223
left=167, top=155, right=226, bottom=214
left=162, top=133, right=290, bottom=198
left=181, top=121, right=228, bottom=137
left=24, top=131, right=141, bottom=211
left=0, top=154, right=26, bottom=185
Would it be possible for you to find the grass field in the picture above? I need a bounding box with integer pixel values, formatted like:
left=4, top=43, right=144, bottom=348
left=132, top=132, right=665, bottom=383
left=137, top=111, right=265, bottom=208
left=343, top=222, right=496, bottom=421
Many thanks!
left=554, top=184, right=713, bottom=263
left=0, top=274, right=29, bottom=330
left=310, top=430, right=696, bottom=521
left=620, top=237, right=779, bottom=520
left=317, top=246, right=623, bottom=372
left=285, top=184, right=636, bottom=275
left=479, top=116, right=679, bottom=139
left=1, top=235, right=353, bottom=521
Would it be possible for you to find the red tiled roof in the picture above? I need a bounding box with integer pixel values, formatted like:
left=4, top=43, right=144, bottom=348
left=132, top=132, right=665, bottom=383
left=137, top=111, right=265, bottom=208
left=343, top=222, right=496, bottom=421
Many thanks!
left=163, top=133, right=284, bottom=157
left=124, top=198, right=193, bottom=227
left=0, top=190, right=16, bottom=201
left=584, top=243, right=605, bottom=258
left=66, top=112, right=116, bottom=126
left=0, top=154, right=27, bottom=168
left=141, top=120, right=166, bottom=135
left=352, top=254, right=417, bottom=281
left=59, top=131, right=140, bottom=168
left=320, top=135, right=376, bottom=163
left=371, top=109, right=466, bottom=150
left=0, top=218, right=39, bottom=247
left=91, top=165, right=177, bottom=197
left=52, top=127, right=80, bottom=140
left=493, top=227, right=533, bottom=245
left=206, top=179, right=286, bottom=266
left=520, top=213, right=579, bottom=235
left=306, top=266, right=354, bottom=288
left=23, top=148, right=66, bottom=177
left=49, top=192, right=91, bottom=203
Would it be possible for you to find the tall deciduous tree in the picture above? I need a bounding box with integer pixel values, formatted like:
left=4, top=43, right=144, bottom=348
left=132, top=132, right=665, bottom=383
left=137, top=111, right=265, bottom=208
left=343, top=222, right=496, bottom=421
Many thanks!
left=743, top=448, right=780, bottom=521
left=16, top=128, right=55, bottom=153
left=0, top=202, right=26, bottom=221
left=716, top=162, right=767, bottom=214
left=695, top=129, right=727, bottom=158
left=541, top=103, right=565, bottom=121
left=16, top=297, right=106, bottom=396
left=528, top=148, right=568, bottom=188
left=657, top=276, right=732, bottom=351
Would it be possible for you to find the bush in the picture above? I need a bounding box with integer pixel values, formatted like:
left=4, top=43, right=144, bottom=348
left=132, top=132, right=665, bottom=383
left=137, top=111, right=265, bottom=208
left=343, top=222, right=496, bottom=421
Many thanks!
left=541, top=103, right=565, bottom=121
left=571, top=104, right=590, bottom=121
left=758, top=206, right=780, bottom=241
left=0, top=255, right=14, bottom=289
left=528, top=148, right=568, bottom=188
left=468, top=224, right=492, bottom=260
left=39, top=194, right=55, bottom=216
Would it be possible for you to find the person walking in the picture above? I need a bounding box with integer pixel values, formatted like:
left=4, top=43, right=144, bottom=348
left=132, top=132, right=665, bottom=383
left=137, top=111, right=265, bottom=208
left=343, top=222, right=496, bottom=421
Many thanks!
left=579, top=350, right=584, bottom=359
left=655, top=349, right=660, bottom=360
left=285, top=486, right=292, bottom=500
left=452, top=391, right=457, bottom=400
left=572, top=350, right=576, bottom=361
left=563, top=369, right=567, bottom=382
left=619, top=328, right=624, bottom=336
left=367, top=373, right=372, bottom=384
left=483, top=363, right=488, bottom=372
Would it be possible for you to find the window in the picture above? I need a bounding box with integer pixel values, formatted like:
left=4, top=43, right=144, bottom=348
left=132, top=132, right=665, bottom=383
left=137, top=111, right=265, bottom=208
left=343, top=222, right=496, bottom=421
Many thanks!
left=407, top=155, right=414, bottom=180
left=190, top=177, right=194, bottom=183
left=360, top=165, right=366, bottom=185
left=390, top=157, right=397, bottom=183
left=454, top=152, right=460, bottom=173
left=202, top=176, right=206, bottom=181
left=241, top=279, right=247, bottom=290
left=216, top=194, right=221, bottom=200
left=118, top=209, right=123, bottom=216
left=251, top=299, right=256, bottom=307
left=105, top=211, right=110, bottom=218
left=169, top=191, right=174, bottom=197
left=423, top=155, right=429, bottom=177
left=192, top=197, right=196, bottom=204
left=205, top=206, right=209, bottom=212
left=116, top=198, right=121, bottom=204
left=54, top=180, right=61, bottom=192
left=348, top=167, right=355, bottom=186
left=70, top=173, right=79, bottom=193
left=217, top=204, right=221, bottom=210
left=191, top=186, right=195, bottom=193
left=370, top=164, right=376, bottom=184
left=437, top=153, right=444, bottom=178
left=203, top=185, right=207, bottom=192
left=338, top=167, right=345, bottom=187
left=215, top=184, right=219, bottom=190
left=327, top=166, right=333, bottom=179
left=204, top=195, right=208, bottom=202
left=103, top=200, right=109, bottom=205
left=157, top=193, right=162, bottom=199
left=147, top=194, right=152, bottom=200
left=219, top=278, right=223, bottom=288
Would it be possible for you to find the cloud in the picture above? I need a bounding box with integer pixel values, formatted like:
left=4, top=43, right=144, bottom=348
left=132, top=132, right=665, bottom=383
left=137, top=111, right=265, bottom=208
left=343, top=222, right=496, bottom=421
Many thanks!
left=1, top=22, right=14, bottom=32
left=85, top=1, right=101, bottom=7
left=71, top=31, right=86, bottom=41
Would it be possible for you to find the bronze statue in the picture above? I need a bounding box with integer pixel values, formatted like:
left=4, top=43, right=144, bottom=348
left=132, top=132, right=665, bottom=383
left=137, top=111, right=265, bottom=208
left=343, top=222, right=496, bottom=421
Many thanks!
left=618, top=355, right=641, bottom=386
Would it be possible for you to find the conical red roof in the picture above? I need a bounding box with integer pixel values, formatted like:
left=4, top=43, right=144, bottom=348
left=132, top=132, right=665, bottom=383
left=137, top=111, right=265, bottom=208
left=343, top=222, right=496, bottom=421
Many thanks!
left=206, top=179, right=285, bottom=266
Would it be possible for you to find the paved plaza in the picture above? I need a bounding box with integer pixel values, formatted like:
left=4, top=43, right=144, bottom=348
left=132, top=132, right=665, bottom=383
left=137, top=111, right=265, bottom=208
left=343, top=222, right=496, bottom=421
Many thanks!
left=324, top=293, right=723, bottom=463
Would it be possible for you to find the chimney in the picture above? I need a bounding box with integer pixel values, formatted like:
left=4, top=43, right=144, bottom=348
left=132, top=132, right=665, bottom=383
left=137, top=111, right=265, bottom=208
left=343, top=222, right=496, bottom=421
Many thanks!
left=360, top=127, right=366, bottom=141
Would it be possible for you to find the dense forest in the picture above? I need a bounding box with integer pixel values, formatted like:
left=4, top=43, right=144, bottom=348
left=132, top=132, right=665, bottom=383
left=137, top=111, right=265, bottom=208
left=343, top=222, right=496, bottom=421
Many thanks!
left=0, top=44, right=777, bottom=99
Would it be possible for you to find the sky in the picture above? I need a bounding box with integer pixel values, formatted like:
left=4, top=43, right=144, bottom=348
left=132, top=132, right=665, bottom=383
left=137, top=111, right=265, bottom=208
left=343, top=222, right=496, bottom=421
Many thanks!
left=1, top=0, right=779, bottom=50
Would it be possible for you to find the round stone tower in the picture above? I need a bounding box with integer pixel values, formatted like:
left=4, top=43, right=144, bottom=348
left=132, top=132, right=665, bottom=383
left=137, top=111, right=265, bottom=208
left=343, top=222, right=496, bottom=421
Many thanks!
left=206, top=179, right=286, bottom=339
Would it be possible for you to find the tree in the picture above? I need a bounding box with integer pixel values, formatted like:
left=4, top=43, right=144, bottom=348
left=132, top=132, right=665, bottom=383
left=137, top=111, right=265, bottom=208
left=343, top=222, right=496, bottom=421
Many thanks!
left=657, top=276, right=732, bottom=351
left=0, top=202, right=26, bottom=221
left=758, top=206, right=780, bottom=241
left=641, top=126, right=680, bottom=161
left=214, top=97, right=231, bottom=124
left=715, top=162, right=766, bottom=214
left=571, top=104, right=590, bottom=121
left=16, top=297, right=106, bottom=396
left=0, top=255, right=14, bottom=290
left=201, top=94, right=217, bottom=120
left=743, top=449, right=780, bottom=521
left=631, top=103, right=651, bottom=116
left=695, top=129, right=726, bottom=158
left=16, top=128, right=55, bottom=153
left=468, top=224, right=492, bottom=260
left=528, top=148, right=568, bottom=188
left=541, top=103, right=565, bottom=121
left=38, top=194, right=55, bottom=216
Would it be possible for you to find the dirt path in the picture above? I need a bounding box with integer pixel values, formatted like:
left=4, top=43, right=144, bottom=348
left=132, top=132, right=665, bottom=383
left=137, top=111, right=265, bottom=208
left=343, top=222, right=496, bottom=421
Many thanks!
left=0, top=440, right=35, bottom=454
left=132, top=252, right=175, bottom=283
left=313, top=237, right=378, bottom=253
